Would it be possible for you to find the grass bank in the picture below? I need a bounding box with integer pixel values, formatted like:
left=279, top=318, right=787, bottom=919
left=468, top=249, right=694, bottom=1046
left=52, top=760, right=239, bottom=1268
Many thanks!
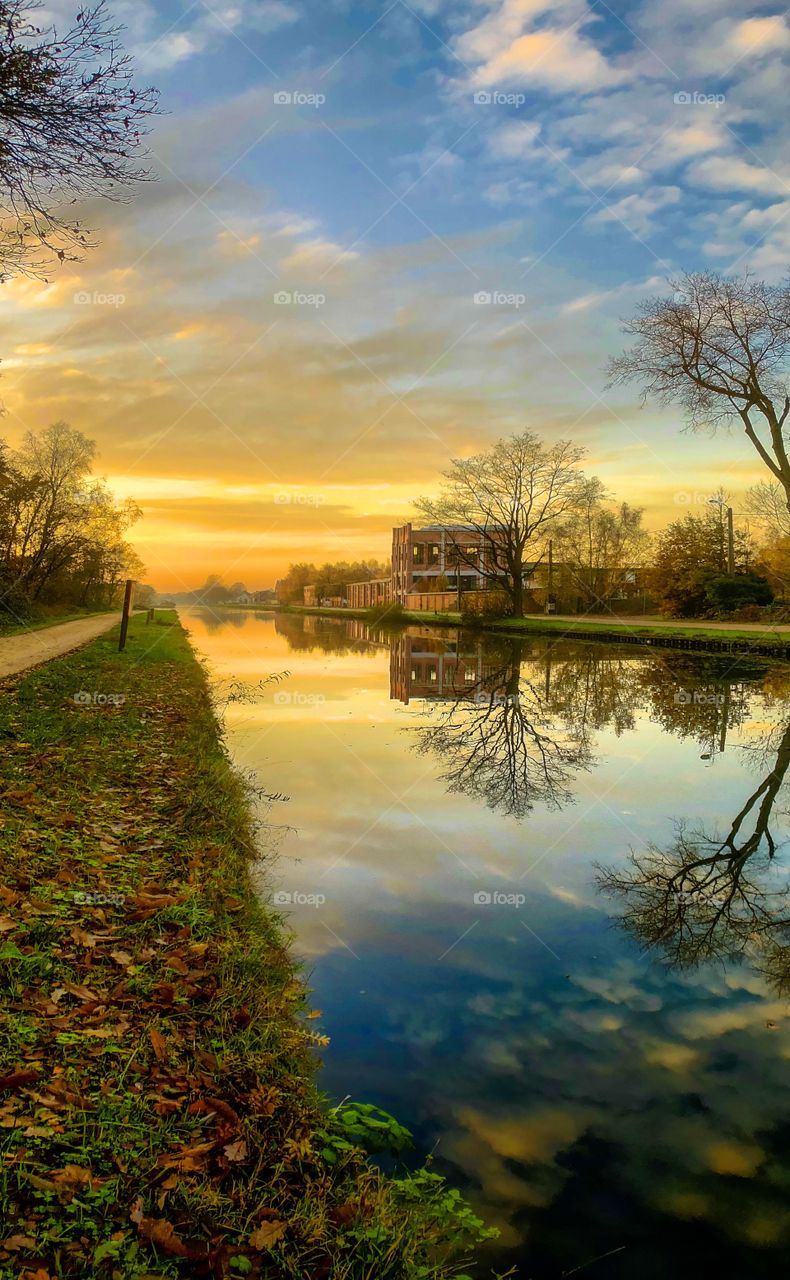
left=0, top=612, right=493, bottom=1279
left=280, top=605, right=790, bottom=656
left=0, top=607, right=115, bottom=639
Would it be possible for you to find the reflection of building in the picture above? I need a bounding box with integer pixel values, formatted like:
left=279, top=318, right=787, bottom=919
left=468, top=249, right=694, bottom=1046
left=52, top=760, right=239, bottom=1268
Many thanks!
left=390, top=631, right=505, bottom=704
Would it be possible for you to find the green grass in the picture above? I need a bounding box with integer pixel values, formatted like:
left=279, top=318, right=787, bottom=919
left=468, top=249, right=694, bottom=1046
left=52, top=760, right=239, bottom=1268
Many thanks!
left=283, top=604, right=790, bottom=650
left=0, top=612, right=495, bottom=1279
left=487, top=615, right=790, bottom=641
left=0, top=606, right=116, bottom=639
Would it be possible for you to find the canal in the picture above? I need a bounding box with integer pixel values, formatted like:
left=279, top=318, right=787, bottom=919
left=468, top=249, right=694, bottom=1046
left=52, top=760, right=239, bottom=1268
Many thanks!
left=184, top=606, right=790, bottom=1279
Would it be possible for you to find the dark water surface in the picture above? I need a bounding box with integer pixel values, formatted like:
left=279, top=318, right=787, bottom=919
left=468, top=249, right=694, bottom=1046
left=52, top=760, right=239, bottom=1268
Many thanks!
left=184, top=607, right=790, bottom=1279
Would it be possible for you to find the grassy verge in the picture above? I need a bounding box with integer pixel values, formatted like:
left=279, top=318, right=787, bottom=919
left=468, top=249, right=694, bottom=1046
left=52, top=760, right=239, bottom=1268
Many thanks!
left=281, top=605, right=790, bottom=651
left=0, top=613, right=493, bottom=1279
left=486, top=615, right=790, bottom=642
left=0, top=608, right=114, bottom=639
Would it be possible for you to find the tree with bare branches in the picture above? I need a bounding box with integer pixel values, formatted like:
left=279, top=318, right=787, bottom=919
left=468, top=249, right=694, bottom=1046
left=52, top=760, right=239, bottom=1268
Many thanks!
left=415, top=430, right=588, bottom=617
left=0, top=0, right=158, bottom=278
left=609, top=272, right=790, bottom=514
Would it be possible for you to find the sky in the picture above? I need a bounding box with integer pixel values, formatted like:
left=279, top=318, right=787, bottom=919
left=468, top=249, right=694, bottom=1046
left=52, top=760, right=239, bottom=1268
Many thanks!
left=1, top=0, right=789, bottom=590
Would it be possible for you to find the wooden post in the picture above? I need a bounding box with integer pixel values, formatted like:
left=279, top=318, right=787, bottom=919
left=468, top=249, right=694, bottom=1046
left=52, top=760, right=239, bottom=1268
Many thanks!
left=545, top=539, right=554, bottom=613
left=118, top=579, right=134, bottom=652
left=727, top=506, right=735, bottom=574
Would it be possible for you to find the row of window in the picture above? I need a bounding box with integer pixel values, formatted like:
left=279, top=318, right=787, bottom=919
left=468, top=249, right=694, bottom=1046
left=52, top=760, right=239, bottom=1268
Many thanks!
left=411, top=543, right=480, bottom=566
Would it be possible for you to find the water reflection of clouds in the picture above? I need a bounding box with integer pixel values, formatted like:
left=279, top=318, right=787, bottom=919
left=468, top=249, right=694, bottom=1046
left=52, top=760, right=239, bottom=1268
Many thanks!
left=185, top=609, right=790, bottom=1274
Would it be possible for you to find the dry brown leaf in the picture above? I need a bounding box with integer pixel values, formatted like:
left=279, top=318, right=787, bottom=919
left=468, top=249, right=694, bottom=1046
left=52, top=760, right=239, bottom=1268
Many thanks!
left=1, top=1235, right=36, bottom=1250
left=249, top=1220, right=286, bottom=1250
left=149, top=1027, right=168, bottom=1062
left=224, top=1138, right=248, bottom=1163
left=70, top=927, right=96, bottom=949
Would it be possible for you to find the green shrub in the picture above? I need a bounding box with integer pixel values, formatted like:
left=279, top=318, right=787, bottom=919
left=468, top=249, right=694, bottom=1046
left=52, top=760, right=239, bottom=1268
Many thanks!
left=705, top=572, right=773, bottom=612
left=366, top=601, right=408, bottom=625
left=460, top=589, right=511, bottom=622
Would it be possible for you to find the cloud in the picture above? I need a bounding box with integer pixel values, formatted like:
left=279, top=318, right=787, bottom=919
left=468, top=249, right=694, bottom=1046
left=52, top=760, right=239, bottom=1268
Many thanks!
left=588, top=186, right=682, bottom=234
left=689, top=154, right=784, bottom=195
left=132, top=0, right=299, bottom=72
left=458, top=0, right=626, bottom=94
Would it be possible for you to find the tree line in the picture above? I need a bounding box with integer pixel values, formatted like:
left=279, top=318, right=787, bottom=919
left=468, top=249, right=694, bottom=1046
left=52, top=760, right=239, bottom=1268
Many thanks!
left=277, top=559, right=390, bottom=605
left=0, top=421, right=143, bottom=622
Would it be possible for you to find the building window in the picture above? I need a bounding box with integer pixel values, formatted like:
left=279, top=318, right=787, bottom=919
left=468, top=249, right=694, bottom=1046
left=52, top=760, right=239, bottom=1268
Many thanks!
left=429, top=544, right=440, bottom=565
left=412, top=544, right=424, bottom=565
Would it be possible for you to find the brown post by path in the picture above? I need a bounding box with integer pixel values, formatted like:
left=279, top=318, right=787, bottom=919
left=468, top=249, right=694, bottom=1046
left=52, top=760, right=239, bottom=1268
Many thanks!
left=118, top=579, right=134, bottom=652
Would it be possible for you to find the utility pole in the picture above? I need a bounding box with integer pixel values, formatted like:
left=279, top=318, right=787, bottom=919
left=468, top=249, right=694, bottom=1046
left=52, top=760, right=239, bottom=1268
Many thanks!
left=545, top=539, right=554, bottom=613
left=708, top=495, right=735, bottom=574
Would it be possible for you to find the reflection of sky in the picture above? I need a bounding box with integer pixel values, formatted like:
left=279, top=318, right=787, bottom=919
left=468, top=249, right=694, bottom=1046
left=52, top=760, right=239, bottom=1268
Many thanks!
left=184, top=608, right=790, bottom=1278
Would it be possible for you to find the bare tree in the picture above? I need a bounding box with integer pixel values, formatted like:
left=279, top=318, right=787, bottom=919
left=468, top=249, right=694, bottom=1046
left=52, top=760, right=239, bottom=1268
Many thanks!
left=554, top=478, right=650, bottom=612
left=745, top=478, right=790, bottom=542
left=609, top=272, right=790, bottom=515
left=416, top=430, right=588, bottom=617
left=0, top=0, right=159, bottom=278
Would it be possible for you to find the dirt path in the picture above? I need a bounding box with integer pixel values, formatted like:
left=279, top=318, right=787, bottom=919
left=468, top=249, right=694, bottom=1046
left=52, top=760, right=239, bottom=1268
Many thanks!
left=0, top=613, right=120, bottom=680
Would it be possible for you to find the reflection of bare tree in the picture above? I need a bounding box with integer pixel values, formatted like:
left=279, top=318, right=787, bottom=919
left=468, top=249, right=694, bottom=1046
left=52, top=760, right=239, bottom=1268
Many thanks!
left=598, top=718, right=790, bottom=987
left=413, top=639, right=593, bottom=817
left=274, top=612, right=380, bottom=655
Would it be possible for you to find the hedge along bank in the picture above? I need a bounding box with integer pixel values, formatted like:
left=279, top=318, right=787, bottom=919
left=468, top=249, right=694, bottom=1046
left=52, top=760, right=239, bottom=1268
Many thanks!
left=0, top=611, right=497, bottom=1280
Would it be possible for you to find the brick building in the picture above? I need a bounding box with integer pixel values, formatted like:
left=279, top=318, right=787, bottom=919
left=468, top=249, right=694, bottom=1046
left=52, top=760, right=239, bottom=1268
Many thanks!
left=391, top=523, right=490, bottom=603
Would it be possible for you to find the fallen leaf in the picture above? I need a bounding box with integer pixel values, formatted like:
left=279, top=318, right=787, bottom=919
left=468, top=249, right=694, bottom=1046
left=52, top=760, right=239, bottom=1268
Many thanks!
left=249, top=1220, right=286, bottom=1250
left=0, top=1070, right=38, bottom=1093
left=2, top=1235, right=36, bottom=1250
left=224, top=1139, right=248, bottom=1163
left=149, top=1027, right=168, bottom=1062
left=70, top=927, right=96, bottom=949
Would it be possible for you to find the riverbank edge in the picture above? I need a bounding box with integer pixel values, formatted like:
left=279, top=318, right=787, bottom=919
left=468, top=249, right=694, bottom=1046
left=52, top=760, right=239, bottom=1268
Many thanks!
left=244, top=603, right=790, bottom=660
left=0, top=612, right=490, bottom=1279
left=0, top=606, right=116, bottom=639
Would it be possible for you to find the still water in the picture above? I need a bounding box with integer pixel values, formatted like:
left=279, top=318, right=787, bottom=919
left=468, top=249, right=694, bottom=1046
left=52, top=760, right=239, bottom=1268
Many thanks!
left=184, top=607, right=790, bottom=1279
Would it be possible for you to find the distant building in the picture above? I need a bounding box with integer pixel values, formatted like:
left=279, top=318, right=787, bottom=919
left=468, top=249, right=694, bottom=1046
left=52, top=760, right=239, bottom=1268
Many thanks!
left=347, top=577, right=392, bottom=609
left=295, top=521, right=649, bottom=615
left=392, top=522, right=489, bottom=603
